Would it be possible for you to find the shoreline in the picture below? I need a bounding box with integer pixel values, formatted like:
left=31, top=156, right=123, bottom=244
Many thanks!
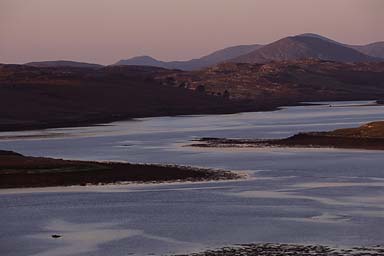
left=0, top=150, right=242, bottom=189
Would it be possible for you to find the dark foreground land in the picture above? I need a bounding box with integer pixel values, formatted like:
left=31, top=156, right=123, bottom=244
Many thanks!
left=0, top=150, right=240, bottom=189
left=1, top=59, right=384, bottom=131
left=191, top=121, right=384, bottom=150
left=175, top=243, right=384, bottom=256
left=0, top=65, right=275, bottom=132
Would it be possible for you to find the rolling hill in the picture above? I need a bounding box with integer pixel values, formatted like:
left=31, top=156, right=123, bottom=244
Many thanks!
left=298, top=33, right=384, bottom=59
left=231, top=35, right=380, bottom=64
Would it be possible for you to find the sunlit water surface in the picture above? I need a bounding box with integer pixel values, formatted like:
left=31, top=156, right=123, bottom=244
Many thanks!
left=0, top=101, right=383, bottom=256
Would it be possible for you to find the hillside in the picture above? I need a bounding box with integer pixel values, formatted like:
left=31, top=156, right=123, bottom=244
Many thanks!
left=160, top=59, right=384, bottom=101
left=0, top=64, right=264, bottom=131
left=231, top=36, right=380, bottom=64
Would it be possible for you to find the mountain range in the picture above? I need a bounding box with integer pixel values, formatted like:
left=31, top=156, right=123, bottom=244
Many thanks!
left=114, top=44, right=262, bottom=70
left=116, top=33, right=383, bottom=69
left=23, top=33, right=384, bottom=70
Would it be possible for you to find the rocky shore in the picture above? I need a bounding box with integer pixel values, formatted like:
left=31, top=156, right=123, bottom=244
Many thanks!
left=175, top=243, right=384, bottom=256
left=191, top=121, right=384, bottom=151
left=0, top=150, right=241, bottom=189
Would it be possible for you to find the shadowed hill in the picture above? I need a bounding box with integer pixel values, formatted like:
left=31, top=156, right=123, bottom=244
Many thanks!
left=25, top=60, right=103, bottom=69
left=0, top=64, right=262, bottom=131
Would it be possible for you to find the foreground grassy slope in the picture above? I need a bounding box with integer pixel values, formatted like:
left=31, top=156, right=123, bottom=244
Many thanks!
left=325, top=121, right=384, bottom=138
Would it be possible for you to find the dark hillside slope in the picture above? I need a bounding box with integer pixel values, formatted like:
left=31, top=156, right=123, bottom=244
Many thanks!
left=0, top=65, right=260, bottom=131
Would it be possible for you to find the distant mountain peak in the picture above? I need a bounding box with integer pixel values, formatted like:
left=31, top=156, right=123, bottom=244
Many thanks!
left=296, top=33, right=344, bottom=45
left=114, top=55, right=166, bottom=67
left=129, top=55, right=159, bottom=61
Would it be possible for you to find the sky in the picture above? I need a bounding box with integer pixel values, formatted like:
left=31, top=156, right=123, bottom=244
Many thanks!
left=0, top=0, right=383, bottom=65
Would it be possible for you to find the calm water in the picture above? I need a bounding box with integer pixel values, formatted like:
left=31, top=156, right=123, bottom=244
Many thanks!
left=0, top=101, right=384, bottom=256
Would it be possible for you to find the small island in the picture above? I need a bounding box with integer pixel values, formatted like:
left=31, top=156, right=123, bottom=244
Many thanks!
left=191, top=121, right=384, bottom=151
left=0, top=150, right=240, bottom=189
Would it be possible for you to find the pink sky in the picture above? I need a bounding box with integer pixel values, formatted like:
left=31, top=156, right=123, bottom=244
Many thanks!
left=0, top=0, right=383, bottom=65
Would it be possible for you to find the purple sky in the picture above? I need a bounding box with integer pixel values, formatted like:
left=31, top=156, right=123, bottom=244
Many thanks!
left=1, top=0, right=383, bottom=65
